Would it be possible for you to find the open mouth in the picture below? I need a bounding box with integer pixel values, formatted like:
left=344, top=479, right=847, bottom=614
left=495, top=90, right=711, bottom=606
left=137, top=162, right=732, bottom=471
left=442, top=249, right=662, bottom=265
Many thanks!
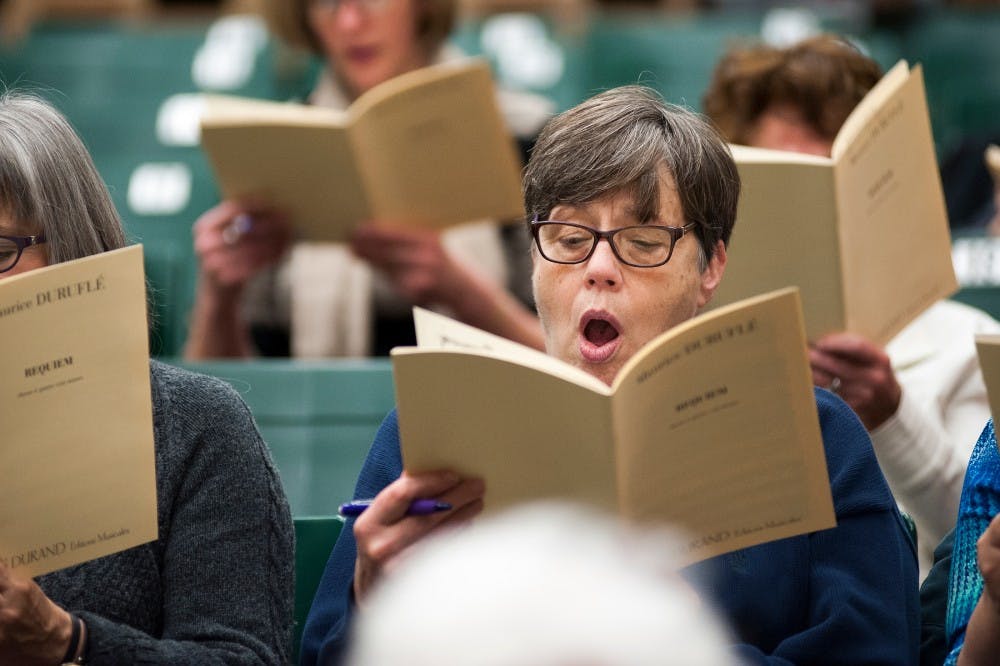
left=579, top=312, right=622, bottom=363
left=584, top=319, right=619, bottom=346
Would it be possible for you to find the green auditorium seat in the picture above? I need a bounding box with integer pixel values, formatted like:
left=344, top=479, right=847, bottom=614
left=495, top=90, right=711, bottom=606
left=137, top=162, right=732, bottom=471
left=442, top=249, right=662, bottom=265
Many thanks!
left=900, top=9, right=1000, bottom=150
left=582, top=11, right=761, bottom=111
left=0, top=18, right=297, bottom=358
left=126, top=154, right=219, bottom=357
left=144, top=242, right=195, bottom=358
left=952, top=287, right=1000, bottom=323
left=451, top=12, right=590, bottom=112
left=293, top=515, right=344, bottom=663
left=173, top=359, right=396, bottom=517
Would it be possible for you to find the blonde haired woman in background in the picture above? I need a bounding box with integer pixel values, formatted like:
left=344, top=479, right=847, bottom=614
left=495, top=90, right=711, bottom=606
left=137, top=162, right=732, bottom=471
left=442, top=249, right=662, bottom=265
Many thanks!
left=186, top=0, right=550, bottom=360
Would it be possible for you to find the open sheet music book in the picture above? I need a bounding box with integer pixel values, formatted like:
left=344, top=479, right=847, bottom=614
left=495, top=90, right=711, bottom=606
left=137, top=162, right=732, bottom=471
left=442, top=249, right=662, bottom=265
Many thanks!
left=711, top=61, right=957, bottom=344
left=391, top=288, right=836, bottom=564
left=200, top=59, right=525, bottom=242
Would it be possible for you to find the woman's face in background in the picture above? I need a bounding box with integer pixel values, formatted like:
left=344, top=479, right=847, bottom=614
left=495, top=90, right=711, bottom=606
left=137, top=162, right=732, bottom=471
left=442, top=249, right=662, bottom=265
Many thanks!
left=749, top=105, right=834, bottom=158
left=308, top=0, right=429, bottom=97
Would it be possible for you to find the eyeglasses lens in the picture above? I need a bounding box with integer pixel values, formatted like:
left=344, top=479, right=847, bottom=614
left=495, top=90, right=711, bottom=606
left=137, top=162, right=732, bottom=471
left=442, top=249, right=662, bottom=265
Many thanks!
left=536, top=223, right=675, bottom=267
left=0, top=238, right=22, bottom=272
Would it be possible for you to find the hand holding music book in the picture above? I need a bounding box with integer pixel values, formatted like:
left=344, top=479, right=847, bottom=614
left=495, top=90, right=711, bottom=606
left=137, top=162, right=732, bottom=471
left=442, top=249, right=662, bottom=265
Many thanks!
left=391, top=288, right=837, bottom=565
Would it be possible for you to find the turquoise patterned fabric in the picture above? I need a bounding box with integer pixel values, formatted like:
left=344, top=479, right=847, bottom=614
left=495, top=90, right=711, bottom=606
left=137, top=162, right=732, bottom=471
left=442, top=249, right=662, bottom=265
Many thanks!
left=945, top=419, right=998, bottom=664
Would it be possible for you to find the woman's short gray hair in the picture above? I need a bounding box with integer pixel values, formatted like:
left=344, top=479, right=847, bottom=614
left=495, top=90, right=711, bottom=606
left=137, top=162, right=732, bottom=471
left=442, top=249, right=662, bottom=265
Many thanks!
left=524, top=86, right=739, bottom=263
left=0, top=92, right=126, bottom=263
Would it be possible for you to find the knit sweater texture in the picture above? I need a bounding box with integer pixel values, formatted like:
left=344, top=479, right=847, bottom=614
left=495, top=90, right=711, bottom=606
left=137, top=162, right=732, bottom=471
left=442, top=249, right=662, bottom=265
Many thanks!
left=37, top=360, right=294, bottom=665
left=944, top=419, right=998, bottom=664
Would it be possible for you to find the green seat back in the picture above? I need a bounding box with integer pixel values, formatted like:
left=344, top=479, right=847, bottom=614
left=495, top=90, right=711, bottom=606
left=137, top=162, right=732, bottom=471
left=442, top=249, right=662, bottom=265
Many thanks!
left=582, top=11, right=762, bottom=111
left=293, top=515, right=345, bottom=664
left=900, top=9, right=1000, bottom=150
left=0, top=18, right=295, bottom=359
left=173, top=359, right=396, bottom=516
left=951, top=288, right=1000, bottom=322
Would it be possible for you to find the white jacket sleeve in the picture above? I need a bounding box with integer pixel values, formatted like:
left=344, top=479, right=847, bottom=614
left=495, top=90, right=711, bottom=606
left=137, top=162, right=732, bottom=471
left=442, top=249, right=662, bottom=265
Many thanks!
left=869, top=300, right=999, bottom=573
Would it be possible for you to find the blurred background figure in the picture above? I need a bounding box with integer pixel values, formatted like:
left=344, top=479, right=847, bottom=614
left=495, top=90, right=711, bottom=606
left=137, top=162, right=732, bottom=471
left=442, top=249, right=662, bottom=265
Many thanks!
left=185, top=0, right=550, bottom=360
left=345, top=502, right=737, bottom=666
left=703, top=34, right=1000, bottom=578
left=5, top=1, right=1000, bottom=360
left=0, top=90, right=293, bottom=666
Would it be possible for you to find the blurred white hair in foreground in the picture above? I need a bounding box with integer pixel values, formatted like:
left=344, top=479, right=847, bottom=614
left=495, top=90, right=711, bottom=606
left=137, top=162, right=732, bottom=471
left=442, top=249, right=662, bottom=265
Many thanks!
left=346, top=501, right=736, bottom=666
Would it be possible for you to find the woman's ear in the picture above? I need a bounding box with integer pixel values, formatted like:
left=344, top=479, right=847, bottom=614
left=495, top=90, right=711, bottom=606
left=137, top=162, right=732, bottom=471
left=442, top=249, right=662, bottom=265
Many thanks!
left=697, top=241, right=727, bottom=309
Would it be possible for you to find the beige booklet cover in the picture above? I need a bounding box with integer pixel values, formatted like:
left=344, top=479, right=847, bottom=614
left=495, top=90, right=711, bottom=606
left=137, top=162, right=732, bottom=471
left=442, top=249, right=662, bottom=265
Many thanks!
left=712, top=61, right=957, bottom=345
left=976, top=335, right=1000, bottom=427
left=0, top=245, right=157, bottom=577
left=392, top=288, right=836, bottom=565
left=200, top=59, right=525, bottom=242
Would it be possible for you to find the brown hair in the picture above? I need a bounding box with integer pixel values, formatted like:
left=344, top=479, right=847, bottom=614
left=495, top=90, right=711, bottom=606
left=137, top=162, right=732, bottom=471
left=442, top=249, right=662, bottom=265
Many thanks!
left=271, top=0, right=455, bottom=60
left=524, top=85, right=739, bottom=262
left=702, top=34, right=883, bottom=145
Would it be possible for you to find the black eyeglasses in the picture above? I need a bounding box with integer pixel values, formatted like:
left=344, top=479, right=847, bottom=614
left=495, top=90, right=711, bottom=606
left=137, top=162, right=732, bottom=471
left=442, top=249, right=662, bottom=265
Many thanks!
left=530, top=217, right=696, bottom=268
left=0, top=234, right=47, bottom=273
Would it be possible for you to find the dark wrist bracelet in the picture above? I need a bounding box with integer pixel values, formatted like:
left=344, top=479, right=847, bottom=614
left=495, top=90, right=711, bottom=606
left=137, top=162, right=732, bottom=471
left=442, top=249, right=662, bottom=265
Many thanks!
left=60, top=613, right=85, bottom=665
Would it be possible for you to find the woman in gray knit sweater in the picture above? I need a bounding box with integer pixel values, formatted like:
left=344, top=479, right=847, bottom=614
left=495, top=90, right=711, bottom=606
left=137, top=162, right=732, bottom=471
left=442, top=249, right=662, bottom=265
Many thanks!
left=0, top=93, right=294, bottom=664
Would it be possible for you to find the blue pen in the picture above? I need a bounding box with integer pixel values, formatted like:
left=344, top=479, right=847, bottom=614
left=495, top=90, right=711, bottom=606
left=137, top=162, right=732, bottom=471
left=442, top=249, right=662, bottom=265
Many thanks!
left=338, top=498, right=452, bottom=517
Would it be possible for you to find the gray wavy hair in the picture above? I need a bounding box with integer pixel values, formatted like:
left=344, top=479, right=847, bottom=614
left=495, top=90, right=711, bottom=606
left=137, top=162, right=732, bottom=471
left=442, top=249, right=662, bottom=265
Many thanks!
left=0, top=92, right=126, bottom=263
left=524, top=85, right=739, bottom=264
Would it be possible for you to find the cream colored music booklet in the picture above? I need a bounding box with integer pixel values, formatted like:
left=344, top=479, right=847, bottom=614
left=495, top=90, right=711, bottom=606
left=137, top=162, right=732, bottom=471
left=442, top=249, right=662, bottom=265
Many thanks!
left=392, top=288, right=836, bottom=565
left=200, top=59, right=525, bottom=242
left=712, top=61, right=957, bottom=344
left=0, top=245, right=157, bottom=577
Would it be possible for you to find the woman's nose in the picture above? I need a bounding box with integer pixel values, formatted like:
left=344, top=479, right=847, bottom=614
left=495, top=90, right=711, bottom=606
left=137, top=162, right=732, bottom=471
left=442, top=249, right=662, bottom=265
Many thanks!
left=584, top=238, right=622, bottom=288
left=334, top=1, right=366, bottom=30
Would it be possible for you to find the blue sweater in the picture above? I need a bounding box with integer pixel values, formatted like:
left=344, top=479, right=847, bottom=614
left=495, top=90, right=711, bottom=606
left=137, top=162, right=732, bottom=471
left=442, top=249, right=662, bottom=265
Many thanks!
left=300, top=388, right=919, bottom=665
left=944, top=419, right=998, bottom=664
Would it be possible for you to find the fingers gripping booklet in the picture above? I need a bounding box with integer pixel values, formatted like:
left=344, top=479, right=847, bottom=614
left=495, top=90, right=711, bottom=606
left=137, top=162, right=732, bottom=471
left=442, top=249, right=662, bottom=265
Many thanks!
left=391, top=288, right=837, bottom=565
left=0, top=246, right=157, bottom=577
